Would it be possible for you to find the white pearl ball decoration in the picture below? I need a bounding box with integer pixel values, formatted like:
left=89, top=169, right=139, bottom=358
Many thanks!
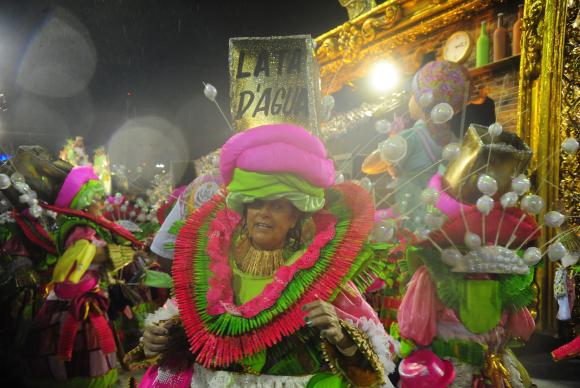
left=477, top=174, right=498, bottom=196
left=19, top=194, right=30, bottom=204
left=359, top=177, right=373, bottom=192
left=10, top=173, right=25, bottom=185
left=544, top=211, right=566, bottom=228
left=500, top=192, right=519, bottom=209
left=120, top=205, right=128, bottom=212
left=334, top=171, right=345, bottom=184
left=321, top=95, right=335, bottom=109
left=523, top=247, right=542, bottom=266
left=415, top=228, right=431, bottom=241
left=511, top=174, right=531, bottom=195
left=521, top=194, right=545, bottom=214
left=129, top=211, right=137, bottom=218
left=442, top=143, right=461, bottom=161
left=421, top=188, right=440, bottom=205
left=418, top=92, right=434, bottom=108
left=379, top=135, right=408, bottom=163
left=371, top=220, right=396, bottom=242
left=548, top=242, right=568, bottom=261
left=137, top=214, right=146, bottom=222
left=441, top=248, right=463, bottom=267
left=464, top=232, right=482, bottom=250
left=29, top=205, right=43, bottom=218
left=203, top=83, right=218, bottom=101
left=561, top=253, right=580, bottom=267
left=430, top=103, right=454, bottom=124
left=374, top=119, right=392, bottom=134
left=0, top=174, right=11, bottom=190
left=488, top=122, right=503, bottom=137
left=424, top=213, right=445, bottom=230
left=476, top=195, right=495, bottom=215
left=561, top=137, right=579, bottom=154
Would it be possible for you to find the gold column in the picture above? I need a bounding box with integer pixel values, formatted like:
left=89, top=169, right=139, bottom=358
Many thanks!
left=517, top=0, right=569, bottom=333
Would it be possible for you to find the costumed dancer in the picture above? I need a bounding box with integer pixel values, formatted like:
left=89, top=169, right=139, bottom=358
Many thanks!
left=125, top=123, right=397, bottom=387
left=361, top=60, right=471, bottom=334
left=396, top=125, right=547, bottom=387
left=25, top=163, right=144, bottom=387
left=0, top=170, right=58, bottom=385
left=363, top=60, right=471, bottom=229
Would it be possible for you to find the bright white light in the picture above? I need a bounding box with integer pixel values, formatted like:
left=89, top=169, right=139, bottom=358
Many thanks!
left=156, top=163, right=165, bottom=169
left=370, top=61, right=399, bottom=92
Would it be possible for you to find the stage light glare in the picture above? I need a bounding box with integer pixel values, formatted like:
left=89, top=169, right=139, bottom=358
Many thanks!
left=370, top=62, right=399, bottom=92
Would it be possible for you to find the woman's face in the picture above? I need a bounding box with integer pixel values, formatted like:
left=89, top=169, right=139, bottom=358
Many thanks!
left=246, top=199, right=299, bottom=251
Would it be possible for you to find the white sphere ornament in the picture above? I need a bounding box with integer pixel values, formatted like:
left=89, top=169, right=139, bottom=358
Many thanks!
left=335, top=171, right=345, bottom=184
left=129, top=211, right=137, bottom=218
left=476, top=195, right=495, bottom=215
left=360, top=177, right=373, bottom=192
left=0, top=174, right=11, bottom=189
left=421, top=188, right=440, bottom=205
left=561, top=137, right=579, bottom=154
left=10, top=173, right=25, bottom=185
left=415, top=228, right=431, bottom=241
left=521, top=194, right=544, bottom=214
left=120, top=204, right=128, bottom=212
left=371, top=220, right=396, bottom=242
left=18, top=194, right=30, bottom=204
left=464, top=232, right=482, bottom=250
left=30, top=205, right=43, bottom=218
left=441, top=248, right=463, bottom=267
left=374, top=119, right=392, bottom=134
left=0, top=174, right=12, bottom=190
left=430, top=103, right=454, bottom=124
left=561, top=253, right=580, bottom=267
left=418, top=92, right=434, bottom=109
left=424, top=213, right=445, bottom=230
left=321, top=95, right=335, bottom=110
left=442, top=143, right=461, bottom=161
left=500, top=192, right=519, bottom=209
left=477, top=174, right=498, bottom=196
left=511, top=174, right=531, bottom=195
left=523, top=247, right=542, bottom=265
left=137, top=214, right=147, bottom=222
left=27, top=198, right=38, bottom=207
left=548, top=242, right=568, bottom=262
left=544, top=211, right=566, bottom=228
left=488, top=122, right=503, bottom=137
left=379, top=135, right=408, bottom=163
left=203, top=83, right=218, bottom=101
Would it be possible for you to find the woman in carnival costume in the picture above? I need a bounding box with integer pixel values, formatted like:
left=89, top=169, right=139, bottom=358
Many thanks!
left=126, top=123, right=397, bottom=387
left=25, top=165, right=143, bottom=387
left=396, top=126, right=541, bottom=387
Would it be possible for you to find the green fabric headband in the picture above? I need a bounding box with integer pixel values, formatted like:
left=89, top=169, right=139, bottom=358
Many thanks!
left=70, top=180, right=105, bottom=210
left=226, top=169, right=325, bottom=214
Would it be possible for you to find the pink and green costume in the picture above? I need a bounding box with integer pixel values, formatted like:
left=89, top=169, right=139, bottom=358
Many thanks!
left=135, top=124, right=397, bottom=387
left=26, top=166, right=138, bottom=388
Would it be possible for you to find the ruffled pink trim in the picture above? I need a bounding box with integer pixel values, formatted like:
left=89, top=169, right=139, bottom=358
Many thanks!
left=220, top=124, right=335, bottom=188
left=205, top=208, right=338, bottom=318
left=55, top=165, right=99, bottom=208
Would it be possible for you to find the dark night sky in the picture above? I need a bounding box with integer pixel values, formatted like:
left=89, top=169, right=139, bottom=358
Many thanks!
left=0, top=0, right=352, bottom=180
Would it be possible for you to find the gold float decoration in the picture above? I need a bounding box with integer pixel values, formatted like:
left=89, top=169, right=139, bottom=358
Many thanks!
left=339, top=0, right=377, bottom=20
left=315, top=0, right=499, bottom=94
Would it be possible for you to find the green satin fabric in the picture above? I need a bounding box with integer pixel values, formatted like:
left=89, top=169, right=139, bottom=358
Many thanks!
left=226, top=169, right=325, bottom=214
left=70, top=180, right=105, bottom=210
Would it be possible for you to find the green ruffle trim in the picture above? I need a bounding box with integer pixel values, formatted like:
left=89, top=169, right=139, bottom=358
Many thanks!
left=54, top=215, right=114, bottom=254
left=431, top=338, right=487, bottom=367
left=70, top=179, right=105, bottom=210
left=193, top=187, right=380, bottom=337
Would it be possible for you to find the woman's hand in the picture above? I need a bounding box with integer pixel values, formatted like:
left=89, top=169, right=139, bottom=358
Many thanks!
left=142, top=324, right=169, bottom=358
left=302, top=300, right=354, bottom=351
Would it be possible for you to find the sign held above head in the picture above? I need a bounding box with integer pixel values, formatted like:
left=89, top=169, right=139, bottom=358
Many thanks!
left=229, top=35, right=321, bottom=134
